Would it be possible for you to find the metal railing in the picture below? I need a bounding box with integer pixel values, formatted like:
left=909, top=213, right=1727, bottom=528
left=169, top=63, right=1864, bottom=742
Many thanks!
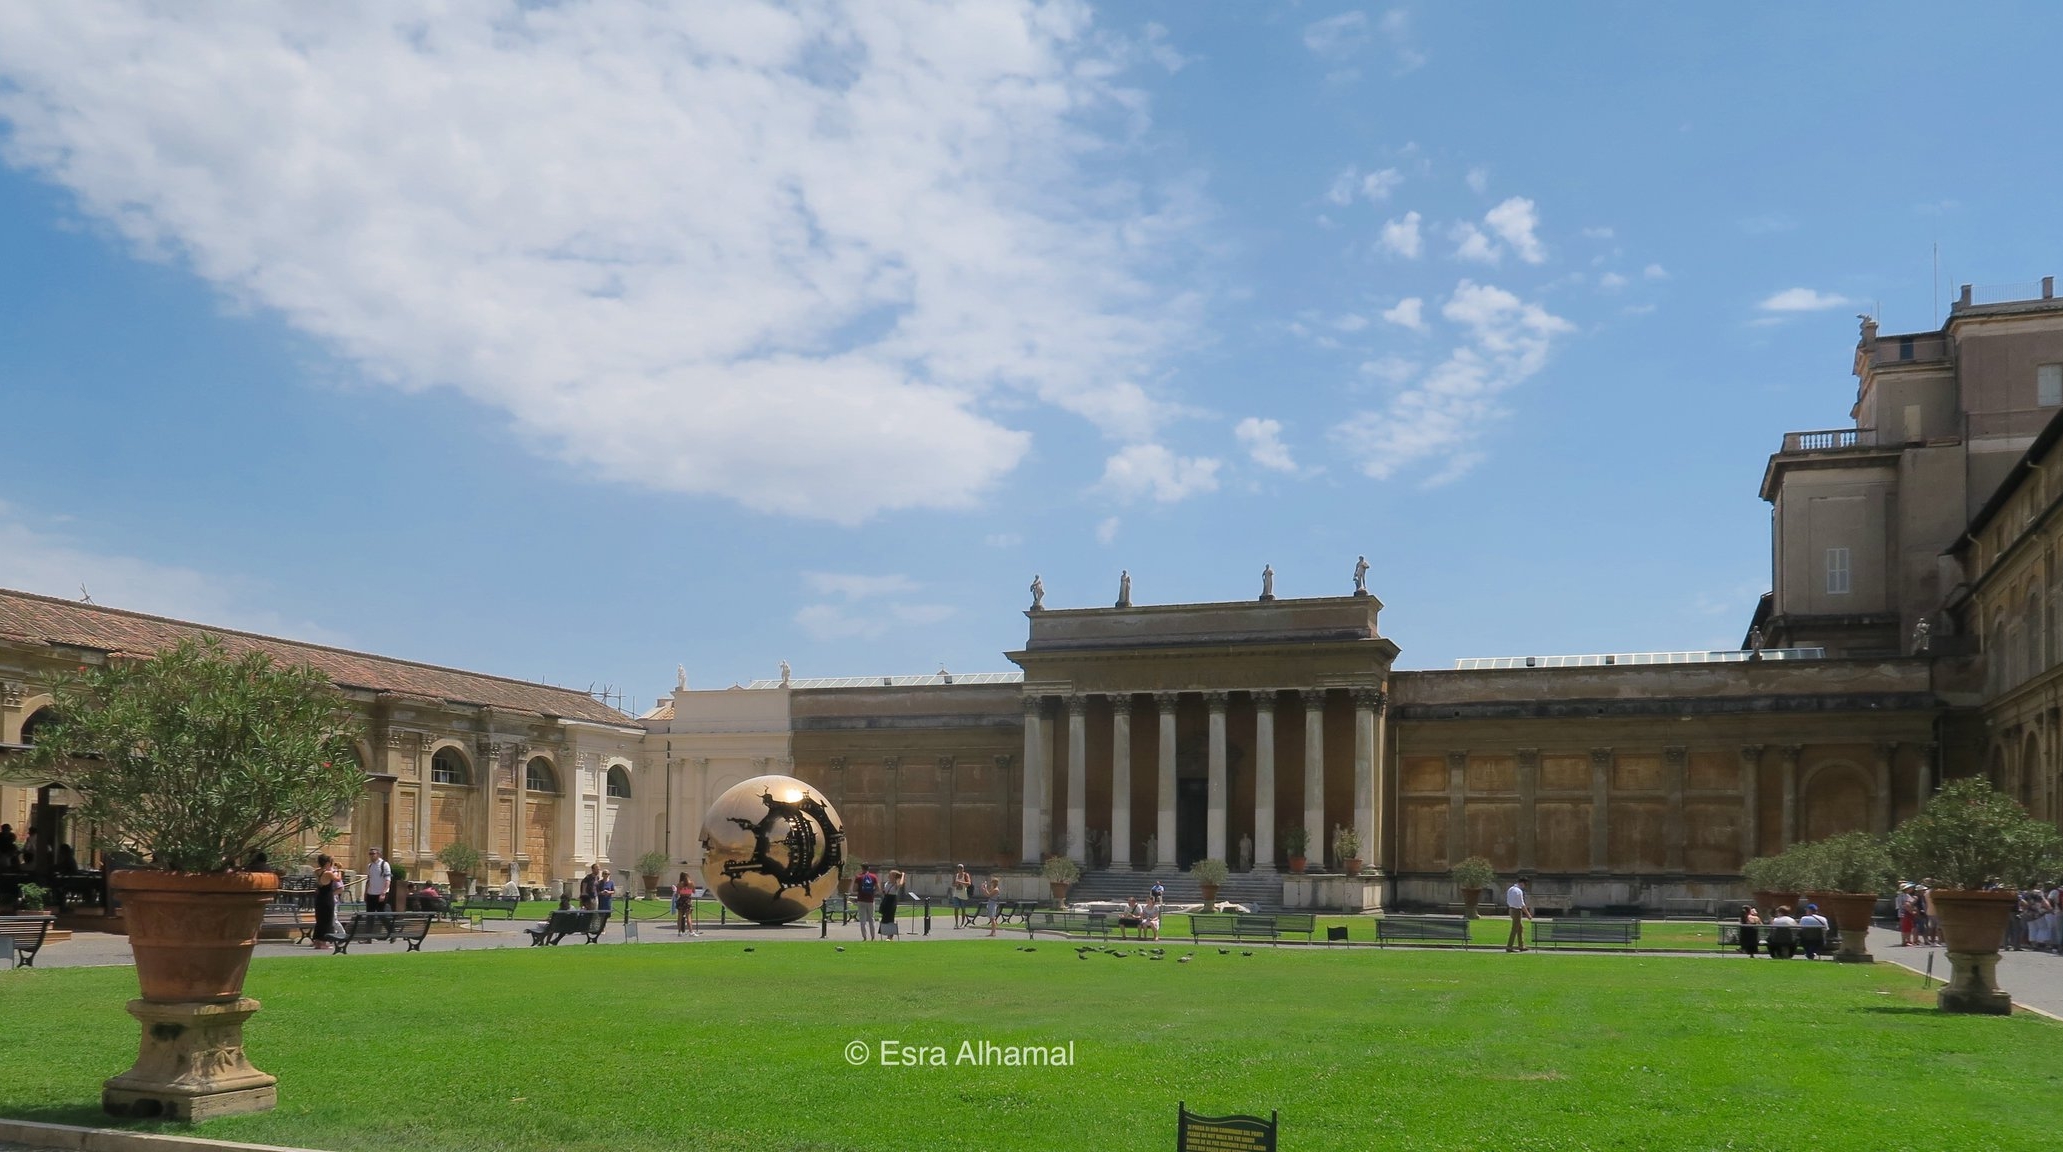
left=1453, top=648, right=1826, bottom=671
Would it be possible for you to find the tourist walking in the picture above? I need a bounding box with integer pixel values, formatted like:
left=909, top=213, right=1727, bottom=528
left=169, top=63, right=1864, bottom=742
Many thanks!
left=675, top=870, right=699, bottom=935
left=983, top=874, right=1002, bottom=937
left=596, top=868, right=616, bottom=916
left=854, top=863, right=880, bottom=940
left=880, top=869, right=905, bottom=940
left=363, top=847, right=392, bottom=914
left=580, top=863, right=600, bottom=910
left=311, top=853, right=342, bottom=951
left=1504, top=877, right=1532, bottom=952
left=1895, top=885, right=1917, bottom=946
left=953, top=863, right=974, bottom=927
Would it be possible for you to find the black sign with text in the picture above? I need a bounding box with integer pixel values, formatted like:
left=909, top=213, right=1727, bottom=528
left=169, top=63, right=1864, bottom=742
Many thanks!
left=1177, top=1102, right=1278, bottom=1152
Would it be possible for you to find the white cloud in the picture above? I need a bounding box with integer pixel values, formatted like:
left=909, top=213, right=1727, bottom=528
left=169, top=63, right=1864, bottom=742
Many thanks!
left=1375, top=9, right=1427, bottom=73
left=1235, top=417, right=1297, bottom=473
left=1303, top=12, right=1371, bottom=59
left=1598, top=272, right=1628, bottom=291
left=1334, top=280, right=1572, bottom=482
left=1325, top=167, right=1361, bottom=206
left=1359, top=355, right=1418, bottom=384
left=793, top=569, right=951, bottom=640
left=1466, top=166, right=1490, bottom=194
left=0, top=500, right=345, bottom=643
left=1452, top=223, right=1500, bottom=264
left=1098, top=443, right=1222, bottom=503
left=1643, top=263, right=1669, bottom=280
left=1483, top=197, right=1546, bottom=264
left=1334, top=313, right=1370, bottom=332
left=1580, top=226, right=1614, bottom=240
left=0, top=3, right=1200, bottom=526
left=1095, top=516, right=1121, bottom=544
left=1139, top=22, right=1191, bottom=73
left=1360, top=168, right=1402, bottom=200
left=1378, top=211, right=1423, bottom=259
left=1381, top=297, right=1426, bottom=331
left=1758, top=287, right=1854, bottom=312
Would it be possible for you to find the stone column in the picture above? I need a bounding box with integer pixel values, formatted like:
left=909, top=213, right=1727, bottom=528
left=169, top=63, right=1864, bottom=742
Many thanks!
left=1445, top=750, right=1467, bottom=868
left=1155, top=693, right=1179, bottom=871
left=1781, top=745, right=1802, bottom=849
left=1110, top=696, right=1133, bottom=870
left=938, top=756, right=956, bottom=866
left=1917, top=742, right=1938, bottom=816
left=1516, top=748, right=1539, bottom=872
left=883, top=756, right=902, bottom=864
left=1663, top=746, right=1686, bottom=874
left=1252, top=692, right=1276, bottom=872
left=1873, top=742, right=1896, bottom=834
left=1589, top=749, right=1611, bottom=874
left=1301, top=690, right=1326, bottom=869
left=1354, top=690, right=1380, bottom=873
left=1019, top=697, right=1044, bottom=865
left=1205, top=692, right=1229, bottom=863
left=1739, top=745, right=1762, bottom=863
left=1065, top=695, right=1088, bottom=865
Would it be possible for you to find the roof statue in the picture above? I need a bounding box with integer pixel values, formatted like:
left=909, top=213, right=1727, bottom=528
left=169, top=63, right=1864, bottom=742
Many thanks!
left=1116, top=570, right=1132, bottom=609
left=1354, top=555, right=1370, bottom=595
left=1029, top=574, right=1045, bottom=611
left=779, top=660, right=792, bottom=688
left=1260, top=565, right=1275, bottom=601
left=676, top=664, right=687, bottom=692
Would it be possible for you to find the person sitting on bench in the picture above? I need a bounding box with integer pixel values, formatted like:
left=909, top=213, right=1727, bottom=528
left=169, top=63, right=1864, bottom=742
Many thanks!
left=1118, top=897, right=1145, bottom=939
left=1737, top=905, right=1762, bottom=957
left=1766, top=905, right=1799, bottom=959
left=1798, top=903, right=1830, bottom=960
left=409, top=883, right=447, bottom=914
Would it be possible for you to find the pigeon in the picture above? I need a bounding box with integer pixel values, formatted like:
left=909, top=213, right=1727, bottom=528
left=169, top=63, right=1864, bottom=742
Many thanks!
left=1177, top=956, right=1192, bottom=964
left=1241, top=950, right=1254, bottom=957
left=1150, top=954, right=1164, bottom=960
left=1111, top=950, right=1128, bottom=958
left=836, top=946, right=846, bottom=952
left=1077, top=952, right=1089, bottom=960
left=1218, top=949, right=1231, bottom=955
left=743, top=947, right=755, bottom=953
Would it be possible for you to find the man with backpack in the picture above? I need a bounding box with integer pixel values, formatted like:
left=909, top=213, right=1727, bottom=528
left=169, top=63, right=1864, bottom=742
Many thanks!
left=853, top=863, right=880, bottom=940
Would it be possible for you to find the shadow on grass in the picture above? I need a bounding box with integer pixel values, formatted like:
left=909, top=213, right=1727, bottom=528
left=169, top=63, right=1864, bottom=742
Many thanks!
left=1, top=1101, right=173, bottom=1131
left=1857, top=1005, right=1940, bottom=1016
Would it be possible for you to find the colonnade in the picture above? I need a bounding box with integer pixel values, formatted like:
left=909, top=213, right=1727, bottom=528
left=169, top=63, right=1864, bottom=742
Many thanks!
left=1018, top=688, right=1386, bottom=871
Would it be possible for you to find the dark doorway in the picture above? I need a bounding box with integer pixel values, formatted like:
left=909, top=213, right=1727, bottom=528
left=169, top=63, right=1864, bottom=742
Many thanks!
left=1176, top=778, right=1207, bottom=868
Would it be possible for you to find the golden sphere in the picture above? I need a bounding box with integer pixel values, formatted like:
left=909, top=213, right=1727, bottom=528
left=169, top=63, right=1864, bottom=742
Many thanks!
left=699, top=774, right=846, bottom=924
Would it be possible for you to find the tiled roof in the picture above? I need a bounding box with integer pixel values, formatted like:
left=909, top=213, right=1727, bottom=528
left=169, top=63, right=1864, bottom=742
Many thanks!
left=0, top=587, right=633, bottom=727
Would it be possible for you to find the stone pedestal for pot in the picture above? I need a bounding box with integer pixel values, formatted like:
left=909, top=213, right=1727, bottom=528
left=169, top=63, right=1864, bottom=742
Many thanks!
left=1461, top=887, right=1483, bottom=920
left=105, top=870, right=279, bottom=1120
left=1200, top=883, right=1220, bottom=912
left=1932, top=889, right=2016, bottom=1015
left=1805, top=891, right=1880, bottom=963
left=1049, top=882, right=1069, bottom=908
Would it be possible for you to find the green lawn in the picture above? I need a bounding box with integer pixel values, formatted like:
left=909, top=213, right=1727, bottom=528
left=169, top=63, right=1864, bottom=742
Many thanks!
left=1, top=940, right=2052, bottom=1151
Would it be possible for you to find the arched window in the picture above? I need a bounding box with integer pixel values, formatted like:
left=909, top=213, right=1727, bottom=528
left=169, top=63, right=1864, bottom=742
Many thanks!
left=431, top=747, right=471, bottom=786
left=525, top=757, right=559, bottom=794
left=19, top=708, right=58, bottom=745
left=606, top=765, right=632, bottom=799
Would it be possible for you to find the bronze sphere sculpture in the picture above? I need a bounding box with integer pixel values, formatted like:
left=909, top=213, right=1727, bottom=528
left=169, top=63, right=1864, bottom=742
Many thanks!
left=699, top=774, right=845, bottom=924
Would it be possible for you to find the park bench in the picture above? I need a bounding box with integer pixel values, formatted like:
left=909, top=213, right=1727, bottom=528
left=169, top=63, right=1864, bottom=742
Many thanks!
left=1375, top=915, right=1472, bottom=948
left=1189, top=913, right=1315, bottom=945
left=0, top=914, right=54, bottom=968
left=526, top=909, right=611, bottom=946
left=331, top=912, right=434, bottom=955
left=1531, top=918, right=1641, bottom=949
left=1714, top=921, right=1842, bottom=954
left=1272, top=913, right=1317, bottom=941
left=1024, top=911, right=1112, bottom=938
left=260, top=902, right=312, bottom=944
left=822, top=894, right=855, bottom=925
left=454, top=894, right=520, bottom=921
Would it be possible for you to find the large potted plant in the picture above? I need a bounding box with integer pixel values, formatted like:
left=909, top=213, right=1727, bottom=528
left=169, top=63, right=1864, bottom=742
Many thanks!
left=27, top=636, right=365, bottom=1120
left=1794, top=831, right=1894, bottom=964
left=1282, top=825, right=1310, bottom=873
left=1890, top=777, right=2063, bottom=1014
left=1192, top=857, right=1229, bottom=911
left=437, top=841, right=482, bottom=896
left=637, top=851, right=670, bottom=899
left=1453, top=855, right=1497, bottom=920
left=1042, top=855, right=1080, bottom=907
left=1332, top=824, right=1362, bottom=877
left=1740, top=851, right=1802, bottom=922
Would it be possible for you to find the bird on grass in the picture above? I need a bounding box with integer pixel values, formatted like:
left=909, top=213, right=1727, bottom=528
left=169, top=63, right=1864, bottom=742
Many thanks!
left=1218, top=949, right=1231, bottom=955
left=1177, top=956, right=1192, bottom=964
left=1110, top=950, right=1128, bottom=958
left=835, top=946, right=846, bottom=952
left=1241, top=950, right=1254, bottom=957
left=743, top=947, right=755, bottom=953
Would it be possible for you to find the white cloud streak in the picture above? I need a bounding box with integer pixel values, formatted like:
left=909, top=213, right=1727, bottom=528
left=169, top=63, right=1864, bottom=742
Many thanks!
left=1098, top=443, right=1222, bottom=503
left=1381, top=297, right=1425, bottom=331
left=1758, top=287, right=1853, bottom=312
left=1235, top=417, right=1297, bottom=473
left=1378, top=211, right=1423, bottom=259
left=1483, top=197, right=1545, bottom=264
left=0, top=2, right=1199, bottom=525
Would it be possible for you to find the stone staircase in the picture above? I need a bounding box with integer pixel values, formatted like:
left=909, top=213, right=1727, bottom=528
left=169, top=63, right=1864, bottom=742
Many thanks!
left=1064, top=868, right=1283, bottom=911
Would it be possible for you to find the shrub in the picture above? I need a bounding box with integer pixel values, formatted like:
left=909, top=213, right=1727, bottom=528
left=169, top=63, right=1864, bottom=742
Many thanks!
left=1890, top=776, right=2063, bottom=890
left=1452, top=855, right=1497, bottom=890
left=1794, top=831, right=1895, bottom=894
left=1331, top=824, right=1360, bottom=861
left=636, top=850, right=670, bottom=876
left=1041, top=856, right=1081, bottom=885
left=1740, top=852, right=1804, bottom=893
left=17, top=882, right=50, bottom=910
left=1282, top=824, right=1309, bottom=857
left=1191, top=858, right=1229, bottom=886
left=437, top=841, right=483, bottom=875
left=25, top=636, right=366, bottom=872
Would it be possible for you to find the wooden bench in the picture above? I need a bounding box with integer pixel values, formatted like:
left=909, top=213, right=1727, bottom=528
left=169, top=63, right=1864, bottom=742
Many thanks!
left=526, top=909, right=611, bottom=946
left=1720, top=922, right=1839, bottom=957
left=1188, top=913, right=1309, bottom=944
left=1273, top=913, right=1318, bottom=942
left=454, top=895, right=520, bottom=921
left=0, top=914, right=54, bottom=968
left=1375, top=916, right=1472, bottom=948
left=1024, top=911, right=1112, bottom=938
left=1532, top=918, right=1641, bottom=949
left=331, top=912, right=434, bottom=955
left=260, top=902, right=312, bottom=944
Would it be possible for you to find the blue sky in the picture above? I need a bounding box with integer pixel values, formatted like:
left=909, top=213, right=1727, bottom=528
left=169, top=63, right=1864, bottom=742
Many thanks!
left=1, top=3, right=2058, bottom=708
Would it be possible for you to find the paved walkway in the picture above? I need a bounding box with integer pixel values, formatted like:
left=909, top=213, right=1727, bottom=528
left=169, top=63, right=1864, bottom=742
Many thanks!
left=1866, top=925, right=2063, bottom=1018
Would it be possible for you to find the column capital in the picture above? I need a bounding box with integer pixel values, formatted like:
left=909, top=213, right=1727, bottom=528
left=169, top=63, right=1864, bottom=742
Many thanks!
left=1875, top=741, right=1900, bottom=763
left=827, top=756, right=848, bottom=772
left=1065, top=694, right=1089, bottom=717
left=1351, top=687, right=1387, bottom=712
left=1299, top=687, right=1328, bottom=708
left=1919, top=742, right=1939, bottom=758
left=1515, top=747, right=1540, bottom=764
left=1663, top=745, right=1688, bottom=765
left=1738, top=744, right=1764, bottom=763
left=993, top=753, right=1015, bottom=772
left=1109, top=694, right=1133, bottom=717
left=1021, top=695, right=1044, bottom=717
left=936, top=755, right=955, bottom=773
left=1589, top=748, right=1613, bottom=769
left=882, top=756, right=902, bottom=772
left=1781, top=745, right=1804, bottom=766
left=1203, top=690, right=1230, bottom=713
left=1153, top=691, right=1182, bottom=710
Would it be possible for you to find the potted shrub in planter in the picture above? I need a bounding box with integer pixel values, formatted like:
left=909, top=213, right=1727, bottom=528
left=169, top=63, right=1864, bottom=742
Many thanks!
left=1453, top=855, right=1496, bottom=920
left=1192, top=857, right=1229, bottom=911
left=27, top=636, right=365, bottom=1120
left=1890, top=777, right=2063, bottom=1014
left=1283, top=825, right=1309, bottom=874
left=12, top=881, right=51, bottom=915
left=1332, top=824, right=1362, bottom=877
left=637, top=851, right=670, bottom=899
left=1794, top=831, right=1894, bottom=964
left=1740, top=851, right=1802, bottom=923
left=1042, top=855, right=1080, bottom=908
left=437, top=841, right=482, bottom=897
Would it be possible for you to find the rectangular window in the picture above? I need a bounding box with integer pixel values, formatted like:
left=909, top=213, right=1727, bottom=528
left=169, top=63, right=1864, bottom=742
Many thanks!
left=2040, top=363, right=2063, bottom=407
left=1826, top=547, right=1852, bottom=595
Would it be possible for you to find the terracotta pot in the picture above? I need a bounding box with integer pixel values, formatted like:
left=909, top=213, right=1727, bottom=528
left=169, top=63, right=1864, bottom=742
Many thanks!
left=1287, top=856, right=1307, bottom=874
left=1930, top=889, right=2017, bottom=1015
left=1752, top=889, right=1800, bottom=921
left=1200, top=882, right=1220, bottom=912
left=1343, top=857, right=1364, bottom=877
left=112, top=870, right=279, bottom=1004
left=1049, top=881, right=1069, bottom=907
left=641, top=874, right=660, bottom=899
left=1461, top=886, right=1483, bottom=920
left=1803, top=891, right=1879, bottom=963
left=448, top=871, right=470, bottom=896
